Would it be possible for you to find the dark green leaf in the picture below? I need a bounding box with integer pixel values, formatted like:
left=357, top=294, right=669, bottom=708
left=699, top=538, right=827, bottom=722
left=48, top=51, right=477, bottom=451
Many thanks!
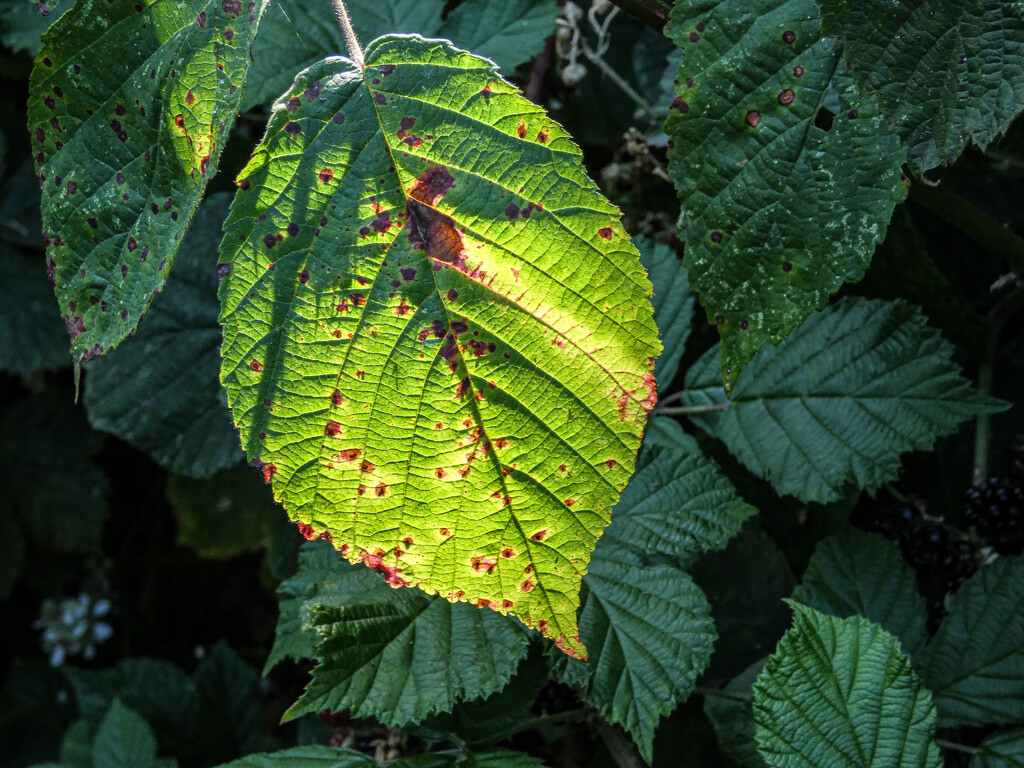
left=244, top=0, right=556, bottom=110
left=919, top=554, right=1024, bottom=726
left=638, top=236, right=692, bottom=389
left=0, top=0, right=72, bottom=55
left=0, top=659, right=77, bottom=766
left=167, top=463, right=290, bottom=560
left=601, top=424, right=756, bottom=568
left=63, top=658, right=200, bottom=761
left=92, top=699, right=156, bottom=768
left=704, top=658, right=768, bottom=768
left=210, top=746, right=545, bottom=768
left=818, top=0, right=1024, bottom=175
left=665, top=0, right=906, bottom=389
left=0, top=246, right=68, bottom=375
left=792, top=527, right=928, bottom=657
left=0, top=392, right=108, bottom=556
left=219, top=36, right=659, bottom=658
left=83, top=193, right=241, bottom=476
left=753, top=603, right=942, bottom=768
left=683, top=297, right=1006, bottom=502
left=60, top=719, right=96, bottom=768
left=691, top=520, right=797, bottom=681
left=194, top=642, right=260, bottom=759
left=577, top=544, right=716, bottom=762
left=972, top=728, right=1024, bottom=768
left=28, top=0, right=268, bottom=363
left=272, top=542, right=529, bottom=725
left=419, top=646, right=547, bottom=748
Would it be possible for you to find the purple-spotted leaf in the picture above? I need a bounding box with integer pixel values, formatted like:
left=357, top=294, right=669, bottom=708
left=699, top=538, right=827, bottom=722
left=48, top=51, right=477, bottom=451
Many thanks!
left=27, top=0, right=268, bottom=364
left=218, top=36, right=660, bottom=659
left=665, top=0, right=906, bottom=391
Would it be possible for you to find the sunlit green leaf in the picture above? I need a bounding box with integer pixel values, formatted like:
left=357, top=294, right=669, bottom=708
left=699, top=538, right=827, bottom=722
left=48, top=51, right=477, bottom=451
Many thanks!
left=219, top=36, right=660, bottom=658
left=28, top=0, right=268, bottom=363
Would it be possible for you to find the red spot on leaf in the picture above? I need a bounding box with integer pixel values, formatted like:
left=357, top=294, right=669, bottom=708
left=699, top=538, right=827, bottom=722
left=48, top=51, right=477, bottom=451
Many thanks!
left=520, top=579, right=534, bottom=592
left=537, top=130, right=549, bottom=143
left=331, top=390, right=344, bottom=405
left=501, top=548, right=515, bottom=558
left=531, top=530, right=547, bottom=542
left=471, top=555, right=498, bottom=573
left=564, top=499, right=575, bottom=507
left=440, top=528, right=451, bottom=536
left=360, top=459, right=375, bottom=473
left=297, top=522, right=317, bottom=540
left=324, top=421, right=341, bottom=436
left=318, top=169, right=334, bottom=183
left=598, top=227, right=613, bottom=240
left=517, top=123, right=527, bottom=138
left=435, top=467, right=446, bottom=478
left=375, top=482, right=388, bottom=497
left=605, top=458, right=618, bottom=469
left=250, top=360, right=263, bottom=371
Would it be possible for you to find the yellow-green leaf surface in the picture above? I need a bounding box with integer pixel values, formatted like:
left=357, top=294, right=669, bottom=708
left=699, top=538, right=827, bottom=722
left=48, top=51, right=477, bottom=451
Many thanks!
left=28, top=0, right=267, bottom=363
left=218, top=36, right=660, bottom=659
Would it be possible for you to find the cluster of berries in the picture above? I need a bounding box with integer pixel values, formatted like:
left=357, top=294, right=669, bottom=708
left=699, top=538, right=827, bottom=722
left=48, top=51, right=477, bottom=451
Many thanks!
left=964, top=476, right=1024, bottom=556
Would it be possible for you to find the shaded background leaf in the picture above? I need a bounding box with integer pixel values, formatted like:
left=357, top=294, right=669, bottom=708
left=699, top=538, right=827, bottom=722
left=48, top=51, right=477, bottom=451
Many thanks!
left=791, top=527, right=928, bottom=657
left=243, top=0, right=557, bottom=110
left=818, top=0, right=1024, bottom=175
left=683, top=297, right=1006, bottom=502
left=753, top=603, right=942, bottom=768
left=919, top=554, right=1024, bottom=726
left=665, top=0, right=906, bottom=389
left=269, top=542, right=529, bottom=726
left=83, top=193, right=241, bottom=477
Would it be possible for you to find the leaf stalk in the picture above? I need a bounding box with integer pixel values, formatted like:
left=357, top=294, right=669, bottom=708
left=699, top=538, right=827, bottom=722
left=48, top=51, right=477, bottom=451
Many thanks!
left=331, top=0, right=364, bottom=69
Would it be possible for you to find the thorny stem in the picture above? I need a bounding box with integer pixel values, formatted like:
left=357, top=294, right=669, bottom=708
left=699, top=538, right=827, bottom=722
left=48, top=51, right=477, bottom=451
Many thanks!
left=657, top=402, right=731, bottom=416
left=694, top=685, right=752, bottom=703
left=331, top=0, right=364, bottom=69
left=910, top=182, right=1024, bottom=274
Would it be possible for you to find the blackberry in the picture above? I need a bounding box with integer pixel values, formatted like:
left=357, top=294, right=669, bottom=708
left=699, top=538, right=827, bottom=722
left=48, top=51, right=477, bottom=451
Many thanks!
left=965, top=476, right=1024, bottom=555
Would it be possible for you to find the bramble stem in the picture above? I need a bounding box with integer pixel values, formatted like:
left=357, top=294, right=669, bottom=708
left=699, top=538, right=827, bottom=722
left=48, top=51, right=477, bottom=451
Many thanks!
left=657, top=403, right=730, bottom=415
left=936, top=738, right=978, bottom=755
left=508, top=708, right=589, bottom=736
left=331, top=0, right=364, bottom=69
left=910, top=182, right=1024, bottom=274
left=694, top=685, right=752, bottom=703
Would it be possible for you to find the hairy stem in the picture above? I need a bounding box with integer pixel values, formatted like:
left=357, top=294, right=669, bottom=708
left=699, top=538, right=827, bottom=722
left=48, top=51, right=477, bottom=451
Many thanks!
left=606, top=0, right=672, bottom=32
left=331, top=0, right=364, bottom=69
left=910, top=182, right=1024, bottom=274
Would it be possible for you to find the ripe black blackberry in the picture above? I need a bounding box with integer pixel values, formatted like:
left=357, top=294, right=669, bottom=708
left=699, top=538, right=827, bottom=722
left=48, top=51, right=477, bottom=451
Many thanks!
left=965, top=476, right=1024, bottom=556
